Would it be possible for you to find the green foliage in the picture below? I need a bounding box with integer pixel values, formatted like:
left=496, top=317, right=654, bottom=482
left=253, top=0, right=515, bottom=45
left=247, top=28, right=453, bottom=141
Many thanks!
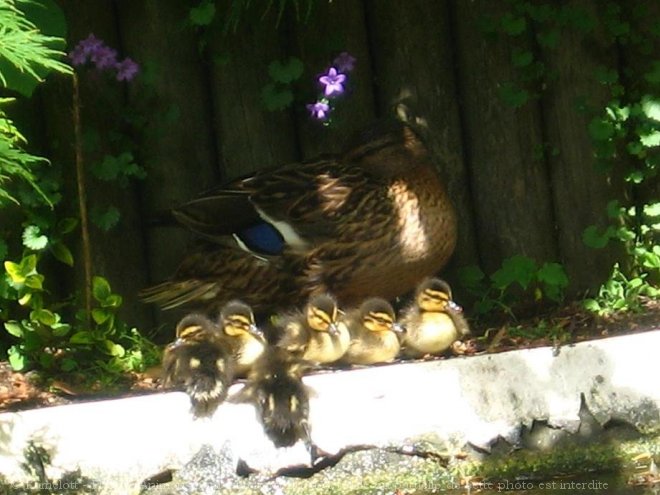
left=459, top=255, right=569, bottom=317
left=261, top=57, right=303, bottom=111
left=584, top=264, right=659, bottom=316
left=2, top=254, right=161, bottom=376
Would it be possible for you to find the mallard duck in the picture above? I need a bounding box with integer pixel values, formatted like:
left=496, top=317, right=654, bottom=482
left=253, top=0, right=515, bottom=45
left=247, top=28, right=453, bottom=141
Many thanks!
left=276, top=294, right=350, bottom=365
left=399, top=278, right=470, bottom=357
left=342, top=298, right=405, bottom=365
left=140, top=120, right=457, bottom=315
left=231, top=347, right=313, bottom=451
left=162, top=313, right=234, bottom=417
left=216, top=300, right=266, bottom=377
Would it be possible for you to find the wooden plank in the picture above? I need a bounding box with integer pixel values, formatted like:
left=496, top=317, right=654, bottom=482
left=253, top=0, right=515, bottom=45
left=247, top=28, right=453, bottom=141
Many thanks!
left=452, top=0, right=558, bottom=274
left=40, top=0, right=153, bottom=329
left=115, top=1, right=218, bottom=310
left=290, top=0, right=377, bottom=157
left=207, top=5, right=298, bottom=180
left=365, top=0, right=480, bottom=286
left=540, top=0, right=627, bottom=293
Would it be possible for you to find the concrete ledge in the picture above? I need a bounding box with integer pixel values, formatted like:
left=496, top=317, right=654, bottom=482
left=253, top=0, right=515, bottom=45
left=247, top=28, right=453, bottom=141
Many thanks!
left=1, top=330, right=659, bottom=494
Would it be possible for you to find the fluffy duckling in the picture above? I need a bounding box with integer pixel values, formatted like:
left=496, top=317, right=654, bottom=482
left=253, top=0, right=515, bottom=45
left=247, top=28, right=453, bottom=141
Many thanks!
left=217, top=300, right=266, bottom=377
left=342, top=298, right=405, bottom=365
left=276, top=294, right=350, bottom=365
left=232, top=347, right=313, bottom=451
left=400, top=278, right=470, bottom=357
left=162, top=313, right=234, bottom=417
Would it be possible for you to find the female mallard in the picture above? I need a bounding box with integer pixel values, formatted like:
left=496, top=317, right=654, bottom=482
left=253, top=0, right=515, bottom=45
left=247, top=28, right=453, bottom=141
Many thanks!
left=342, top=298, right=405, bottom=366
left=141, top=120, right=457, bottom=314
left=276, top=294, right=350, bottom=365
left=162, top=313, right=234, bottom=417
left=399, top=278, right=470, bottom=357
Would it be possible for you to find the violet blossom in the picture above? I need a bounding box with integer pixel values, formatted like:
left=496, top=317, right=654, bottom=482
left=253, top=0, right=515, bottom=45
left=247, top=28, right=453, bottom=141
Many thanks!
left=306, top=101, right=330, bottom=120
left=116, top=58, right=140, bottom=82
left=333, top=52, right=356, bottom=73
left=68, top=34, right=139, bottom=82
left=319, top=67, right=346, bottom=97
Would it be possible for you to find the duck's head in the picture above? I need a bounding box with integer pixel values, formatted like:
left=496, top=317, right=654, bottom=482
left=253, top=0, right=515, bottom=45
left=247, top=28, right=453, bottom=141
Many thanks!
left=359, top=298, right=404, bottom=334
left=305, top=294, right=340, bottom=334
left=415, top=278, right=460, bottom=313
left=219, top=300, right=263, bottom=339
left=174, top=313, right=214, bottom=342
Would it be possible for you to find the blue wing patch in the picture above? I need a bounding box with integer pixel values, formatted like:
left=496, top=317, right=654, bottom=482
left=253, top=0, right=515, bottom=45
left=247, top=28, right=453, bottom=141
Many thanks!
left=237, top=223, right=285, bottom=255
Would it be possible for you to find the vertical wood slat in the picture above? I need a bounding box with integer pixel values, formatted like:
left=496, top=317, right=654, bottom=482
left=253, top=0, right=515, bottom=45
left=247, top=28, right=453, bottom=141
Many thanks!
left=208, top=7, right=298, bottom=180
left=41, top=0, right=152, bottom=329
left=540, top=0, right=626, bottom=293
left=453, top=0, right=558, bottom=274
left=115, top=0, right=218, bottom=327
left=291, top=0, right=377, bottom=157
left=365, top=0, right=480, bottom=287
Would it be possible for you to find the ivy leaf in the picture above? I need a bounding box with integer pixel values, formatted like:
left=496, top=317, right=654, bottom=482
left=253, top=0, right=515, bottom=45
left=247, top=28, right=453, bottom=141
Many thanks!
left=268, top=58, right=304, bottom=84
left=5, top=321, right=24, bottom=338
left=499, top=83, right=530, bottom=108
left=189, top=1, right=216, bottom=26
left=261, top=83, right=294, bottom=111
left=500, top=13, right=526, bottom=35
left=537, top=262, right=569, bottom=292
left=8, top=346, right=27, bottom=371
left=491, top=255, right=538, bottom=290
left=22, top=225, right=48, bottom=250
left=90, top=205, right=120, bottom=231
left=30, top=308, right=57, bottom=326
left=583, top=225, right=614, bottom=248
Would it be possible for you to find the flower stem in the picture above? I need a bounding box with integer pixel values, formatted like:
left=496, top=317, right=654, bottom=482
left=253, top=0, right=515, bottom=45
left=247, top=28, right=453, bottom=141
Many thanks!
left=72, top=73, right=93, bottom=326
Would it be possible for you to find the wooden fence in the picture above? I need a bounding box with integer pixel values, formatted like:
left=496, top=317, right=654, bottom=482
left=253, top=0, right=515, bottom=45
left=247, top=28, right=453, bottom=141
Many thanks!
left=10, top=0, right=658, bottom=333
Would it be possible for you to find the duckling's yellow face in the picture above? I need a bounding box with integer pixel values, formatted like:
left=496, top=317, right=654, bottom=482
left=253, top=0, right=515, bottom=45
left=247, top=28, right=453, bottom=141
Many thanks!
left=362, top=310, right=396, bottom=333
left=417, top=287, right=450, bottom=312
left=177, top=324, right=204, bottom=340
left=306, top=297, right=338, bottom=332
left=222, top=312, right=258, bottom=337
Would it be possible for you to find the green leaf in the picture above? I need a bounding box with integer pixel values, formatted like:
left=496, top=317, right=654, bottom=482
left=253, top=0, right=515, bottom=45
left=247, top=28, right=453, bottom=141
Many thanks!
left=50, top=242, right=74, bottom=266
left=5, top=321, right=24, bottom=338
left=92, top=308, right=111, bottom=324
left=500, top=13, right=526, bottom=35
left=606, top=200, right=622, bottom=219
left=90, top=205, right=120, bottom=231
left=537, top=262, right=569, bottom=288
left=491, top=255, right=538, bottom=290
left=498, top=83, right=530, bottom=108
left=189, top=1, right=216, bottom=26
left=70, top=331, right=95, bottom=344
left=61, top=357, right=77, bottom=371
left=24, top=274, right=44, bottom=290
left=512, top=50, right=533, bottom=68
left=102, top=294, right=123, bottom=308
left=57, top=217, right=78, bottom=234
left=31, top=308, right=56, bottom=326
left=8, top=346, right=27, bottom=371
left=583, top=225, right=613, bottom=248
left=92, top=276, right=112, bottom=302
left=588, top=118, right=615, bottom=141
left=22, top=225, right=48, bottom=250
left=105, top=341, right=125, bottom=357
left=4, top=261, right=25, bottom=283
left=261, top=83, right=294, bottom=111
left=268, top=57, right=304, bottom=84
left=51, top=323, right=71, bottom=337
left=583, top=298, right=601, bottom=312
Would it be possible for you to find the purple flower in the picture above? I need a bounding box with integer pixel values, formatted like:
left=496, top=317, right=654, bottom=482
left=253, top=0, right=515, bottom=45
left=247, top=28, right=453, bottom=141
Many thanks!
left=91, top=45, right=118, bottom=70
left=319, top=67, right=346, bottom=97
left=333, top=52, right=356, bottom=73
left=68, top=46, right=88, bottom=66
left=79, top=34, right=103, bottom=56
left=306, top=101, right=330, bottom=120
left=116, top=58, right=140, bottom=82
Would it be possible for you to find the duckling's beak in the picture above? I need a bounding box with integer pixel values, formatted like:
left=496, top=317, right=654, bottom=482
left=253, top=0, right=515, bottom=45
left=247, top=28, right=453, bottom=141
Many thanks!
left=448, top=300, right=463, bottom=313
left=327, top=322, right=339, bottom=335
left=392, top=322, right=406, bottom=334
left=249, top=323, right=265, bottom=340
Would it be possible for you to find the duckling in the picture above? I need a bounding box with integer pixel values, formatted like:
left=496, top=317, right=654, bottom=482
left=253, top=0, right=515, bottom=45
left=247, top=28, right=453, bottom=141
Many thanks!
left=276, top=294, right=350, bottom=365
left=231, top=347, right=313, bottom=451
left=400, top=278, right=470, bottom=357
left=342, top=298, right=405, bottom=365
left=162, top=313, right=234, bottom=417
left=217, top=300, right=266, bottom=377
